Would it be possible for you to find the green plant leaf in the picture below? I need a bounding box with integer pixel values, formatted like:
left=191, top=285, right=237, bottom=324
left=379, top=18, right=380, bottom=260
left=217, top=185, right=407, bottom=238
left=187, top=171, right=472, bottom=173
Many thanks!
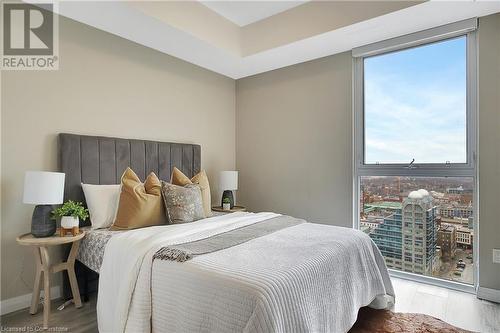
left=51, top=200, right=89, bottom=221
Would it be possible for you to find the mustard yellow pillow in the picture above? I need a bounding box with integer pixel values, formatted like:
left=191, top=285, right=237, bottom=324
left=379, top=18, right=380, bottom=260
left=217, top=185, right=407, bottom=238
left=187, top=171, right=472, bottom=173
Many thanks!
left=111, top=168, right=167, bottom=230
left=171, top=167, right=212, bottom=217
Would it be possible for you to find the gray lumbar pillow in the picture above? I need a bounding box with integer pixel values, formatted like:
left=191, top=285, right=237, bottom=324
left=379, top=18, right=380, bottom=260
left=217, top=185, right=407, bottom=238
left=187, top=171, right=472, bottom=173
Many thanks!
left=161, top=181, right=205, bottom=224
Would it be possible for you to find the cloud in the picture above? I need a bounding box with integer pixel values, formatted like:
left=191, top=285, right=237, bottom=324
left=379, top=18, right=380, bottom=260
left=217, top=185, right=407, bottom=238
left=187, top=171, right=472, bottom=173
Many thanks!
left=363, top=46, right=467, bottom=164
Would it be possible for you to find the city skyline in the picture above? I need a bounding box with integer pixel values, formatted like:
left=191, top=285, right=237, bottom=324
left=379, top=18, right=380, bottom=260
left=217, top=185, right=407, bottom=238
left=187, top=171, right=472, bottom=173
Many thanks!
left=360, top=176, right=474, bottom=284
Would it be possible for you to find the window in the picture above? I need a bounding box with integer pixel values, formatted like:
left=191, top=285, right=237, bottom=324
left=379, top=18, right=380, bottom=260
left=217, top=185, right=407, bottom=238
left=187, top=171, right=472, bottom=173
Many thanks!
left=354, top=20, right=477, bottom=290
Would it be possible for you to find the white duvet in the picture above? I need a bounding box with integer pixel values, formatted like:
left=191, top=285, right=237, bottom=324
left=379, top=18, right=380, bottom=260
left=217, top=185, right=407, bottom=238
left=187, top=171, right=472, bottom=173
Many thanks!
left=97, top=212, right=394, bottom=333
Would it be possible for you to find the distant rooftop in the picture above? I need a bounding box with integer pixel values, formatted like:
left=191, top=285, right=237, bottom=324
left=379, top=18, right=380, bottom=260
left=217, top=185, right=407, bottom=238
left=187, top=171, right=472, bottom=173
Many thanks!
left=365, top=201, right=402, bottom=211
left=439, top=224, right=456, bottom=232
left=441, top=222, right=473, bottom=233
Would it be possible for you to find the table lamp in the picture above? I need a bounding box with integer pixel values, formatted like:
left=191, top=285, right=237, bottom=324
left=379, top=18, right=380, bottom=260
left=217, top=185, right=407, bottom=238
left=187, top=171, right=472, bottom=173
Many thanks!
left=23, top=171, right=65, bottom=237
left=219, top=171, right=238, bottom=209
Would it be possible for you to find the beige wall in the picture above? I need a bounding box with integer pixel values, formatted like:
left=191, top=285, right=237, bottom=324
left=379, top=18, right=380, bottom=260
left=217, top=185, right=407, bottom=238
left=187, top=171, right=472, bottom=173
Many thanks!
left=236, top=52, right=353, bottom=227
left=1, top=17, right=235, bottom=301
left=478, top=13, right=500, bottom=291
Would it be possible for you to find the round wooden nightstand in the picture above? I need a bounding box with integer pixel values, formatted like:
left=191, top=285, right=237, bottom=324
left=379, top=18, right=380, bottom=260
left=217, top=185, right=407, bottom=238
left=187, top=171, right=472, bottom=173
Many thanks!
left=16, top=231, right=85, bottom=329
left=212, top=205, right=247, bottom=213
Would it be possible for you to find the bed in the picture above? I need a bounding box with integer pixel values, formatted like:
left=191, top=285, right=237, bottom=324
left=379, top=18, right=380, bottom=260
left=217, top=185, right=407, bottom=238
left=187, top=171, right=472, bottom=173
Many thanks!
left=59, top=133, right=395, bottom=333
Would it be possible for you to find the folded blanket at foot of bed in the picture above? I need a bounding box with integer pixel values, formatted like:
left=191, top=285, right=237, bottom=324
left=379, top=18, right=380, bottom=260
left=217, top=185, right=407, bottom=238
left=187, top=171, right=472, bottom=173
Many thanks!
left=153, top=215, right=305, bottom=262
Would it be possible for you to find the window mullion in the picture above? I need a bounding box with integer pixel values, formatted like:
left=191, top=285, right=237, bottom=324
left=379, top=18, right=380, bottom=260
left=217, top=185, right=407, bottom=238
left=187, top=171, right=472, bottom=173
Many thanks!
left=357, top=167, right=475, bottom=178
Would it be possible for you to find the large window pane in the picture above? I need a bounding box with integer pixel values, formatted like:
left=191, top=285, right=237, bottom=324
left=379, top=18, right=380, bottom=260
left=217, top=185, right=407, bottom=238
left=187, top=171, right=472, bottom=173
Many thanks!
left=364, top=37, right=467, bottom=164
left=360, top=176, right=473, bottom=284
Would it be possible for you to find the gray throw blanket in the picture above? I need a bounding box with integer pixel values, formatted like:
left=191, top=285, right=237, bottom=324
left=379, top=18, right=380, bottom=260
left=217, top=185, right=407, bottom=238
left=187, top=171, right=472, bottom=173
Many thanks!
left=154, top=215, right=305, bottom=262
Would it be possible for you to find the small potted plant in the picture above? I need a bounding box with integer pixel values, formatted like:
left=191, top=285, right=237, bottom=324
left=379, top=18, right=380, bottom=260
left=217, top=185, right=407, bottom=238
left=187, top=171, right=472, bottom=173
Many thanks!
left=52, top=200, right=89, bottom=230
left=222, top=197, right=231, bottom=211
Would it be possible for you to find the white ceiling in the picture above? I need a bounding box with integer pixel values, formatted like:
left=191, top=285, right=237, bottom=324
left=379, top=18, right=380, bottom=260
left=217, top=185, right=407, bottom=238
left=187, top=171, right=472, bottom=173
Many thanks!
left=200, top=1, right=307, bottom=26
left=41, top=1, right=500, bottom=79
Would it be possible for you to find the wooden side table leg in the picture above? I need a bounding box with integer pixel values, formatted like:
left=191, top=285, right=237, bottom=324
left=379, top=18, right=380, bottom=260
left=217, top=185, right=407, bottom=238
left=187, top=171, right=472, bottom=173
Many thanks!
left=30, top=247, right=42, bottom=315
left=67, top=240, right=82, bottom=308
left=40, top=246, right=51, bottom=329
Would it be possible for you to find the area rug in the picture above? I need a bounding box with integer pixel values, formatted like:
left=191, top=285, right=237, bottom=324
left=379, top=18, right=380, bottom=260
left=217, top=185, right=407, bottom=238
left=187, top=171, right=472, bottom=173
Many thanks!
left=349, top=307, right=475, bottom=333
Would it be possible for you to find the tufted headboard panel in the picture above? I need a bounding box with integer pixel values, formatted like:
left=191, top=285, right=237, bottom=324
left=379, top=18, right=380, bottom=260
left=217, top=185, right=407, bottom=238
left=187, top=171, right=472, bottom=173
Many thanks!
left=58, top=133, right=201, bottom=226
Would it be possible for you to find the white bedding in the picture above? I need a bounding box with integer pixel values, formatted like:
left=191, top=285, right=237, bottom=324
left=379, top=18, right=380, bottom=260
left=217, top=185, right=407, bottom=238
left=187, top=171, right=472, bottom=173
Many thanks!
left=97, top=212, right=394, bottom=333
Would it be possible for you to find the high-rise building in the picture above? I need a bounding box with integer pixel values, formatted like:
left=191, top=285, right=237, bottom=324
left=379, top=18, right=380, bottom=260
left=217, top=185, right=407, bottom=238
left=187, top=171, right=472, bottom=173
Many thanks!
left=368, top=208, right=403, bottom=270
left=401, top=189, right=437, bottom=274
left=456, top=226, right=473, bottom=249
left=368, top=189, right=437, bottom=275
left=438, top=224, right=457, bottom=260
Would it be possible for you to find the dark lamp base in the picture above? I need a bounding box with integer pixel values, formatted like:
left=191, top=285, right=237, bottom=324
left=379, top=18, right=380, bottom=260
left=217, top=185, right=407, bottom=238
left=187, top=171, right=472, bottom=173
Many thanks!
left=31, top=205, right=56, bottom=238
left=221, top=190, right=234, bottom=209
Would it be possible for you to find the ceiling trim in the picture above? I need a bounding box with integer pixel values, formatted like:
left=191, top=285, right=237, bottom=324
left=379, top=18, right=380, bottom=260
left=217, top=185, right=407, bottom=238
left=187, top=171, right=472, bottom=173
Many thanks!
left=200, top=1, right=308, bottom=27
left=42, top=1, right=500, bottom=79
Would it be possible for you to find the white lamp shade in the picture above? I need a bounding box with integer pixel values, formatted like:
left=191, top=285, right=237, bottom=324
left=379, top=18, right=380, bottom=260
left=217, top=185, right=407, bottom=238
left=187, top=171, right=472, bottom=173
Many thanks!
left=219, top=171, right=238, bottom=191
left=23, top=171, right=65, bottom=205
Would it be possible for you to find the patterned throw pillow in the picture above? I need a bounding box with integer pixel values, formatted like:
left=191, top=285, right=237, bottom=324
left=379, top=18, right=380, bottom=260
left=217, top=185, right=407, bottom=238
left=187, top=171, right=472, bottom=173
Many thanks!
left=171, top=167, right=212, bottom=218
left=161, top=181, right=205, bottom=224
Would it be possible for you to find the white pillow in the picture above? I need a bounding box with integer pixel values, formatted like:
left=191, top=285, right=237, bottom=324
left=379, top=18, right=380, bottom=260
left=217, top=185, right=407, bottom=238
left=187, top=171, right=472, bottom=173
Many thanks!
left=81, top=184, right=121, bottom=229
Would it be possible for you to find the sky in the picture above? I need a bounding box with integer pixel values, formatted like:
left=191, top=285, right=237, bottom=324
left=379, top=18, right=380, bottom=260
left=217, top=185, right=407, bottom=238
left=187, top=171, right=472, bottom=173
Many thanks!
left=364, top=36, right=467, bottom=164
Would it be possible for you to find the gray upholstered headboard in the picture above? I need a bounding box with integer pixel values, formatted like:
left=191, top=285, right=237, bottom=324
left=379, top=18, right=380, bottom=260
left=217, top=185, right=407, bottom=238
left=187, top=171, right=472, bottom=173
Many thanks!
left=58, top=133, right=201, bottom=226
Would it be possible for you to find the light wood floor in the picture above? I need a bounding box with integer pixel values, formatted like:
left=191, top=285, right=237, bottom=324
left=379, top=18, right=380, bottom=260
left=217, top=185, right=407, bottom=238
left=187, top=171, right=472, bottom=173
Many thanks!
left=1, top=277, right=499, bottom=332
left=391, top=277, right=500, bottom=333
left=1, top=296, right=98, bottom=333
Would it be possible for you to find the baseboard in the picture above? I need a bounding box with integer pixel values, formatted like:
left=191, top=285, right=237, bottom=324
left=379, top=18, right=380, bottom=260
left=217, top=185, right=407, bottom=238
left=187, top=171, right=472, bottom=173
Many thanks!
left=477, top=286, right=500, bottom=303
left=0, top=286, right=61, bottom=316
